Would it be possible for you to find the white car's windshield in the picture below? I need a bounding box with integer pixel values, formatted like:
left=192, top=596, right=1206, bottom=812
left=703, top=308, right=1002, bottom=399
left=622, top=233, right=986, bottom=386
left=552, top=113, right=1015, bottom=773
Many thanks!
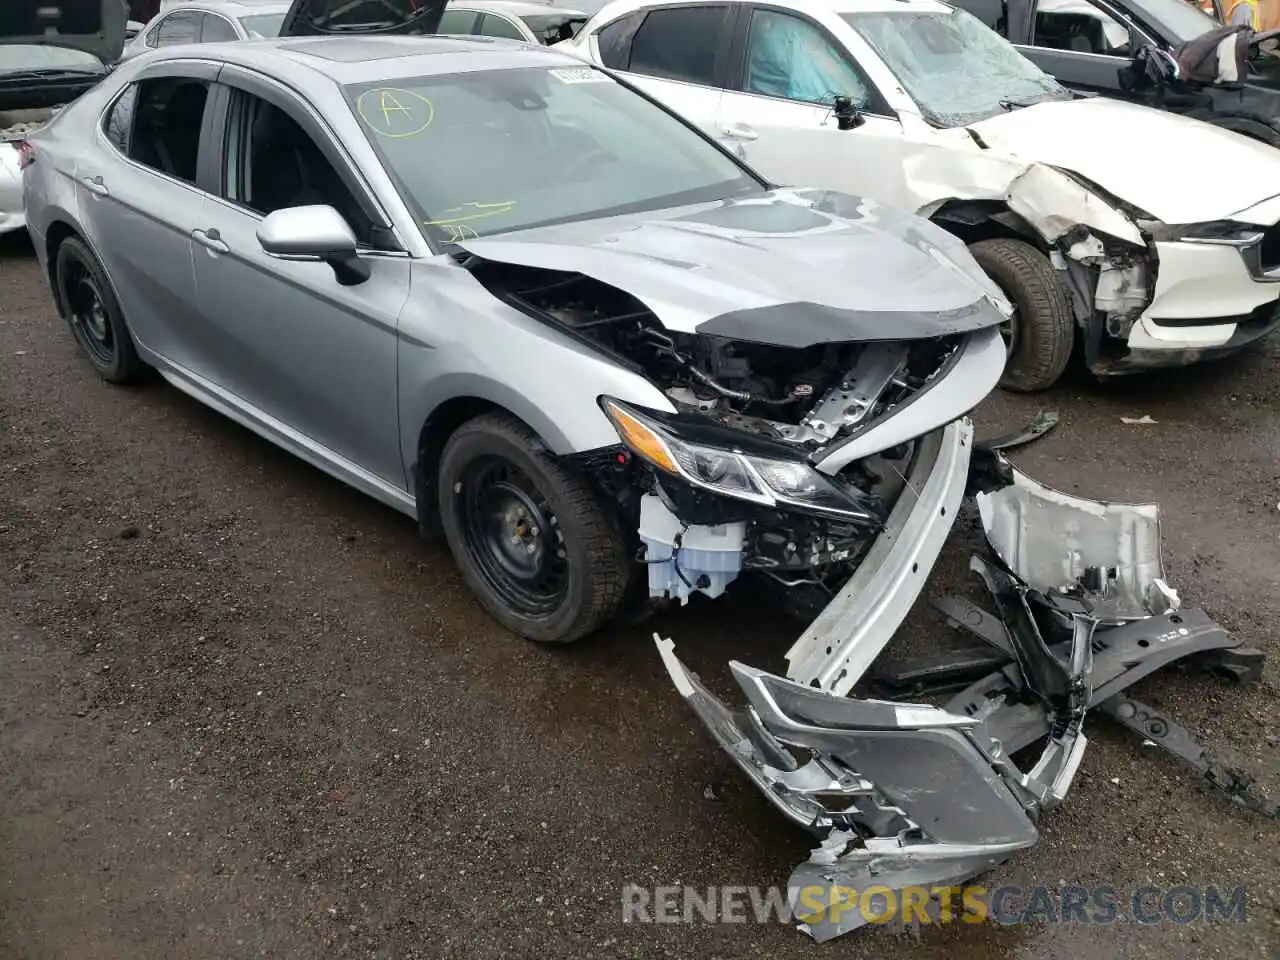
left=843, top=8, right=1072, bottom=127
left=346, top=65, right=763, bottom=242
left=0, top=45, right=104, bottom=77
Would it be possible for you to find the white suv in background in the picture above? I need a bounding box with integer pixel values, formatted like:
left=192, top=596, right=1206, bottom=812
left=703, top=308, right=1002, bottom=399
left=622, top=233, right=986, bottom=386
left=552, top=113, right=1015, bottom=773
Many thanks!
left=560, top=0, right=1280, bottom=390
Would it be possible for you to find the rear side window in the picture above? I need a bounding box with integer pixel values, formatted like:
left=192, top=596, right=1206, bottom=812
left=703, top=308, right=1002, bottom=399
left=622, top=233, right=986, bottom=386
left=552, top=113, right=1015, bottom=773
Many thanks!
left=128, top=77, right=210, bottom=185
left=438, top=8, right=479, bottom=32
left=596, top=11, right=643, bottom=68
left=478, top=13, right=526, bottom=38
left=156, top=10, right=200, bottom=44
left=201, top=14, right=239, bottom=41
left=627, top=6, right=728, bottom=85
left=102, top=84, right=139, bottom=154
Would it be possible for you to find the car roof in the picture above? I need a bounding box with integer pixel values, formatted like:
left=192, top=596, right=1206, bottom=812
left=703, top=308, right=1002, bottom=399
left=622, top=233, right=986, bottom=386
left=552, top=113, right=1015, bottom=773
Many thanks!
left=450, top=0, right=588, bottom=16
left=582, top=0, right=951, bottom=16
left=184, top=33, right=585, bottom=82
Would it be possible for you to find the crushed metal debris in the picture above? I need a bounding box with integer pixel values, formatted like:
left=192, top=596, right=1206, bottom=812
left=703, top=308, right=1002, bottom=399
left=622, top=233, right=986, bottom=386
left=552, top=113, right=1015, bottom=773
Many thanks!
left=656, top=448, right=1270, bottom=942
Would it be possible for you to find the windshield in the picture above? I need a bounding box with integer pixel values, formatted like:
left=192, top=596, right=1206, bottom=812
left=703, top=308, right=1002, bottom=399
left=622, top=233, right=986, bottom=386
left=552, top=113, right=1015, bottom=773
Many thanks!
left=239, top=12, right=287, bottom=37
left=520, top=12, right=588, bottom=43
left=345, top=66, right=762, bottom=242
left=0, top=45, right=104, bottom=76
left=843, top=8, right=1071, bottom=127
left=1125, top=0, right=1217, bottom=42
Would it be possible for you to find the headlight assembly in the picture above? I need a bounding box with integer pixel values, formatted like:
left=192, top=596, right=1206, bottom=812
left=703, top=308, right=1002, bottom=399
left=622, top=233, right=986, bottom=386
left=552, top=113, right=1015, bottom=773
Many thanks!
left=1139, top=219, right=1265, bottom=246
left=600, top=398, right=878, bottom=521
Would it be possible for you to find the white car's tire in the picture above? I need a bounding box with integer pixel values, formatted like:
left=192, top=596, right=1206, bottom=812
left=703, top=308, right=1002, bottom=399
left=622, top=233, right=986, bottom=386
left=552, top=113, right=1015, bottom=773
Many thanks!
left=969, top=238, right=1075, bottom=393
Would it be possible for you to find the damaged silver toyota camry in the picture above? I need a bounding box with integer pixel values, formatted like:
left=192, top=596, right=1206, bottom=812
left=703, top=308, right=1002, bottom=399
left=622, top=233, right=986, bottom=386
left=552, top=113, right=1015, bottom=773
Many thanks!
left=21, top=6, right=1013, bottom=642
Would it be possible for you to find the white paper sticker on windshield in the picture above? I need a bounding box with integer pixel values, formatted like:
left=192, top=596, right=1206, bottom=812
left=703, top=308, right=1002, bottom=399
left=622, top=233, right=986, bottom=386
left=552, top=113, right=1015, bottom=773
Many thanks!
left=549, top=67, right=611, bottom=84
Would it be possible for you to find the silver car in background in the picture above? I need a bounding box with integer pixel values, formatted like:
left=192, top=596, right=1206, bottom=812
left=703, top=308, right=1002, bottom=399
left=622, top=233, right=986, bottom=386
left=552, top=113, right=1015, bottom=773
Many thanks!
left=118, top=0, right=290, bottom=60
left=438, top=0, right=590, bottom=44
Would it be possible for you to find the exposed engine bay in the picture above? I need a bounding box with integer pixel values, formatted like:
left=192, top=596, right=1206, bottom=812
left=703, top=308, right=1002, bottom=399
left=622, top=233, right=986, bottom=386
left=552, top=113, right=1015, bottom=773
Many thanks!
left=472, top=260, right=973, bottom=610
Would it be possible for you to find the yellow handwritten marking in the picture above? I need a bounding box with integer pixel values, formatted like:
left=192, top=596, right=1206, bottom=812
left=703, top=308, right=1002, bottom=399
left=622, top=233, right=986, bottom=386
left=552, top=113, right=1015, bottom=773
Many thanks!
left=355, top=87, right=434, bottom=138
left=424, top=201, right=517, bottom=227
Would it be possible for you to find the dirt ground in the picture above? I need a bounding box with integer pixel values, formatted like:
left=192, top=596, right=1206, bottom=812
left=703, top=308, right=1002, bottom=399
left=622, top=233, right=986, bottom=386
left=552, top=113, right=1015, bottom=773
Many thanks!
left=1, top=229, right=1278, bottom=959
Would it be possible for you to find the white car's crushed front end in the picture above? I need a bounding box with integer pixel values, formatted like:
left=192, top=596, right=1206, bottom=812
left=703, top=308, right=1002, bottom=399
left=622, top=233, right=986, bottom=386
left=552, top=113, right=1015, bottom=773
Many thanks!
left=958, top=99, right=1280, bottom=373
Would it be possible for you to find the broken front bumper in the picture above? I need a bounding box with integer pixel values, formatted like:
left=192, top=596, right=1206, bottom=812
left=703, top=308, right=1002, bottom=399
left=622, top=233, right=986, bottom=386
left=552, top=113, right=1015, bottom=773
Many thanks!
left=656, top=440, right=1266, bottom=942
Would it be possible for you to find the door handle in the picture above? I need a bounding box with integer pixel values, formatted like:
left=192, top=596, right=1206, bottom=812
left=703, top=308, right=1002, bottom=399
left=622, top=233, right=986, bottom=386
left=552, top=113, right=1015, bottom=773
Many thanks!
left=80, top=175, right=109, bottom=197
left=721, top=123, right=758, bottom=141
left=191, top=227, right=229, bottom=254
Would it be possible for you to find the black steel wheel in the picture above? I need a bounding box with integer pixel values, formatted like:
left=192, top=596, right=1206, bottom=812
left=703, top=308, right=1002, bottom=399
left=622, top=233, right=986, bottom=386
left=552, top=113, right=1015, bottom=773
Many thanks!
left=54, top=236, right=148, bottom=383
left=457, top=455, right=570, bottom=618
left=437, top=413, right=631, bottom=643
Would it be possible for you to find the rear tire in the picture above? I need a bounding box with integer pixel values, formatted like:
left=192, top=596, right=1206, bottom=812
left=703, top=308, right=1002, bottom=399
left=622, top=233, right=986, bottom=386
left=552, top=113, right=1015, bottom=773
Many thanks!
left=54, top=237, right=148, bottom=384
left=437, top=413, right=631, bottom=643
left=969, top=238, right=1075, bottom=393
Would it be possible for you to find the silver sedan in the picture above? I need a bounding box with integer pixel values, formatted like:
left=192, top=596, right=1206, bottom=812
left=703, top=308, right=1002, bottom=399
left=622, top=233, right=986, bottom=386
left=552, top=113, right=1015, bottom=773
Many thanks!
left=22, top=34, right=1009, bottom=644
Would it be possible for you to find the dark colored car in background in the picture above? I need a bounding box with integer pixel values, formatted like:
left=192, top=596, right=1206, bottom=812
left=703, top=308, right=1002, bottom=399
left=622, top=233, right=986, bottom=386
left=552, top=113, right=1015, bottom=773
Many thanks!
left=954, top=0, right=1280, bottom=145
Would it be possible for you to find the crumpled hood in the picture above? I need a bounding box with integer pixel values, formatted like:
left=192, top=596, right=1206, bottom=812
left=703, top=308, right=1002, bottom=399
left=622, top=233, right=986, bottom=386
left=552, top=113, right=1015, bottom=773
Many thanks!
left=969, top=97, right=1280, bottom=225
left=458, top=188, right=1009, bottom=347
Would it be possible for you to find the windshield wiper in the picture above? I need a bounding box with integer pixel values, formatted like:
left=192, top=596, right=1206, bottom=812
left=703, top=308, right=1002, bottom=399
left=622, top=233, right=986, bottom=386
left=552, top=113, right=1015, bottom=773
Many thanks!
left=997, top=95, right=1041, bottom=111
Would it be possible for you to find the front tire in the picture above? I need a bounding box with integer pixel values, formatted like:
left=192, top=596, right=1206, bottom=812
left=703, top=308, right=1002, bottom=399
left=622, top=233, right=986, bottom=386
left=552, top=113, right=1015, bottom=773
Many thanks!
left=437, top=413, right=631, bottom=643
left=969, top=238, right=1075, bottom=393
left=54, top=236, right=148, bottom=384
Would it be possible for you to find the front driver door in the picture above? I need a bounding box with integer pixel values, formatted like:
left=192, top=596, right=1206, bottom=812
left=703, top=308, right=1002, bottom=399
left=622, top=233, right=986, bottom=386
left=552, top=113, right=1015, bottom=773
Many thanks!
left=1014, top=0, right=1139, bottom=97
left=714, top=6, right=904, bottom=194
left=187, top=74, right=411, bottom=490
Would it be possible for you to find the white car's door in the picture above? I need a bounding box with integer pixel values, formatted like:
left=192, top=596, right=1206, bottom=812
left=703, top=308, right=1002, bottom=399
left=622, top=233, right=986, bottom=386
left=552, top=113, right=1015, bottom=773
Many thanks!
left=587, top=5, right=733, bottom=138
left=713, top=6, right=908, bottom=199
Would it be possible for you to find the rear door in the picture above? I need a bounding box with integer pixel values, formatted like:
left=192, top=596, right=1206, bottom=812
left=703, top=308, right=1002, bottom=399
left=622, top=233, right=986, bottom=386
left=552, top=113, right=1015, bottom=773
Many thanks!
left=585, top=4, right=733, bottom=137
left=75, top=62, right=215, bottom=369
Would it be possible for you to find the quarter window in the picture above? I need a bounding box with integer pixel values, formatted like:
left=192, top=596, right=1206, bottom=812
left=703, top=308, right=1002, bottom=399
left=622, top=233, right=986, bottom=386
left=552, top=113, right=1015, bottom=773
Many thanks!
left=596, top=12, right=643, bottom=69
left=743, top=9, right=871, bottom=107
left=102, top=83, right=139, bottom=154
left=1032, top=0, right=1133, bottom=56
left=626, top=6, right=728, bottom=84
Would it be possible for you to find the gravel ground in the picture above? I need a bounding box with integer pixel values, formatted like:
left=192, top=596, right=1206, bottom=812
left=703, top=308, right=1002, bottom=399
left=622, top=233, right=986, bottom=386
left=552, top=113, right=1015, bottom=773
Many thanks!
left=1, top=229, right=1278, bottom=959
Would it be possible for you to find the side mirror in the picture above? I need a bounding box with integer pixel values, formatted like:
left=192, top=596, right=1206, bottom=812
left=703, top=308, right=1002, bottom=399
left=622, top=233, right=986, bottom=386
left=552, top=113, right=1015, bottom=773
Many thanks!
left=832, top=95, right=865, bottom=131
left=256, top=204, right=370, bottom=286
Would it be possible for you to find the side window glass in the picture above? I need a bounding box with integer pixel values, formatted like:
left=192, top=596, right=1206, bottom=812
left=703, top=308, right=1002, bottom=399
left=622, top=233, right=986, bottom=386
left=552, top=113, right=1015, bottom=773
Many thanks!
left=596, top=11, right=643, bottom=69
left=201, top=15, right=239, bottom=41
left=438, top=9, right=478, bottom=33
left=743, top=9, right=871, bottom=107
left=478, top=13, right=526, bottom=39
left=1033, top=0, right=1132, bottom=56
left=228, top=93, right=371, bottom=242
left=156, top=10, right=200, bottom=45
left=145, top=24, right=159, bottom=47
left=627, top=6, right=728, bottom=84
left=102, top=83, right=139, bottom=154
left=128, top=77, right=209, bottom=184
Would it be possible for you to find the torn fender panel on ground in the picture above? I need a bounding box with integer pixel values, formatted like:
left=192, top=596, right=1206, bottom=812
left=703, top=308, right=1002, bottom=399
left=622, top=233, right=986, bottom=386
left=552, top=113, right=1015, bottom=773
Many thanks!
left=457, top=189, right=1007, bottom=344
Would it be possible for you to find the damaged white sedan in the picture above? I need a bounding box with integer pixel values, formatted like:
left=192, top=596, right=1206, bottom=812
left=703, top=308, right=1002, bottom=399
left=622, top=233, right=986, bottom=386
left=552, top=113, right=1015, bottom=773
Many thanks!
left=561, top=0, right=1280, bottom=390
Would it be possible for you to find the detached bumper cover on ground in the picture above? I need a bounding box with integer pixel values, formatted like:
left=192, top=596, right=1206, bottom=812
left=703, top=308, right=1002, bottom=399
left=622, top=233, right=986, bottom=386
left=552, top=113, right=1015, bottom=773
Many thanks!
left=656, top=421, right=1268, bottom=942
